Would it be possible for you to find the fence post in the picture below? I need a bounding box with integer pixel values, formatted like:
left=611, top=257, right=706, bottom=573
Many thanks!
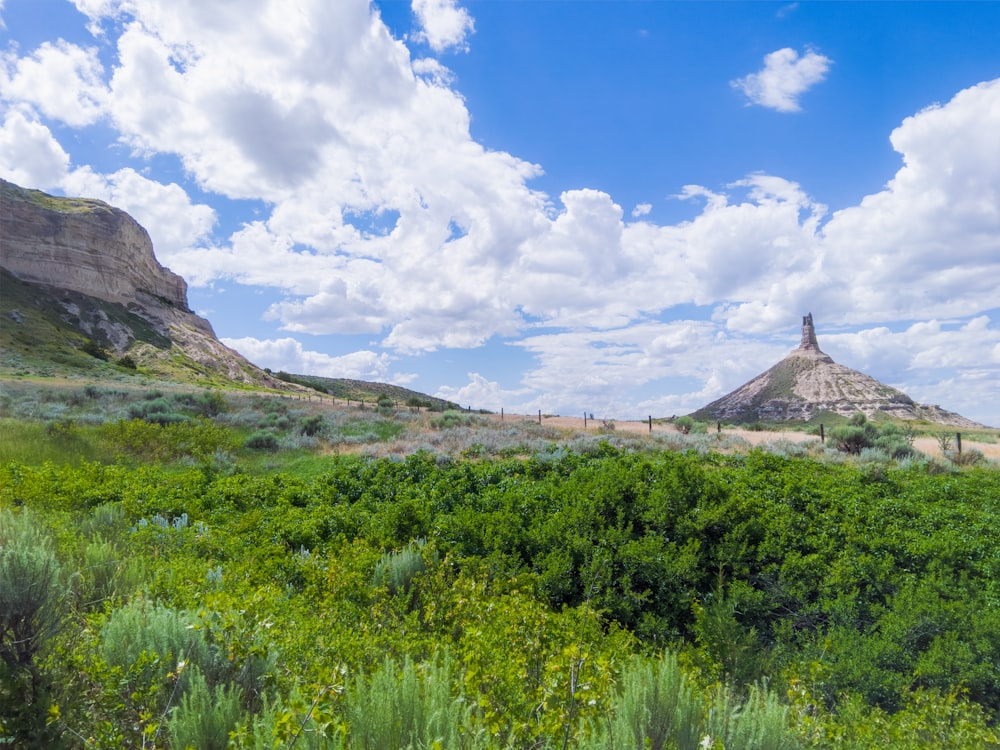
left=717, top=421, right=721, bottom=434
left=584, top=412, right=588, bottom=428
left=538, top=409, right=542, bottom=425
left=501, top=407, right=504, bottom=423
left=820, top=424, right=825, bottom=444
left=956, top=432, right=962, bottom=454
left=649, top=415, right=652, bottom=433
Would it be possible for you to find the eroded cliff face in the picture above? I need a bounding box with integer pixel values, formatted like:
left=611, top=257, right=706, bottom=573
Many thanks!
left=1, top=179, right=190, bottom=310
left=0, top=179, right=290, bottom=388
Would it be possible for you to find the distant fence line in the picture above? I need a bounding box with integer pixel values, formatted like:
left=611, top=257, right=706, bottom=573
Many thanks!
left=232, top=392, right=972, bottom=450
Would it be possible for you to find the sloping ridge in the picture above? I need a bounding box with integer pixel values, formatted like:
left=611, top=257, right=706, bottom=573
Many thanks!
left=691, top=314, right=982, bottom=427
left=0, top=179, right=286, bottom=387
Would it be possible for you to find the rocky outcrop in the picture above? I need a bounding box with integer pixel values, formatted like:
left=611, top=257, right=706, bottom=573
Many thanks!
left=0, top=179, right=290, bottom=388
left=1, top=179, right=189, bottom=310
left=691, top=314, right=982, bottom=427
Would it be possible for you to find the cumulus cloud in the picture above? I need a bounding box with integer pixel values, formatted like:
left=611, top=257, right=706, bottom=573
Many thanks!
left=718, top=79, right=1000, bottom=337
left=221, top=336, right=394, bottom=381
left=0, top=40, right=108, bottom=126
left=411, top=0, right=475, bottom=53
left=512, top=321, right=788, bottom=418
left=732, top=47, right=832, bottom=112
left=435, top=372, right=531, bottom=412
left=0, top=110, right=71, bottom=187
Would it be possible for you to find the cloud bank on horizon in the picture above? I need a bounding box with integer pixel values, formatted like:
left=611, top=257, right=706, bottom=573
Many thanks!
left=1, top=0, right=999, bottom=425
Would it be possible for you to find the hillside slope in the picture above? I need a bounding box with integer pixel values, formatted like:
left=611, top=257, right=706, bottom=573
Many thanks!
left=0, top=179, right=293, bottom=388
left=691, top=314, right=981, bottom=427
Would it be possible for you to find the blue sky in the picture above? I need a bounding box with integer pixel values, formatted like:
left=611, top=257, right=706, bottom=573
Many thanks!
left=3, top=1, right=1000, bottom=426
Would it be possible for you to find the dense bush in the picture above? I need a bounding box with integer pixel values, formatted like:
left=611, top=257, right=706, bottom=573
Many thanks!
left=0, top=510, right=65, bottom=744
left=830, top=413, right=917, bottom=460
left=2, top=407, right=1000, bottom=747
left=243, top=430, right=279, bottom=452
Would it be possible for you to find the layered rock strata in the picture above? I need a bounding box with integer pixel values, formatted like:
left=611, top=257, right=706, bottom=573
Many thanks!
left=0, top=179, right=284, bottom=386
left=1, top=179, right=188, bottom=310
left=692, top=314, right=981, bottom=427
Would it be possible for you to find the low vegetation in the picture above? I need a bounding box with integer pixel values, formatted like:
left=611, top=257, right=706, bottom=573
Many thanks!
left=1, top=380, right=999, bottom=748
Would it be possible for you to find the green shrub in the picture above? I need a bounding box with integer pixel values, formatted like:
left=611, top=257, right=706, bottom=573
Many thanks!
left=372, top=540, right=428, bottom=596
left=167, top=667, right=243, bottom=750
left=674, top=415, right=694, bottom=434
left=100, top=600, right=214, bottom=682
left=582, top=652, right=798, bottom=750
left=830, top=424, right=876, bottom=454
left=299, top=414, right=326, bottom=437
left=431, top=410, right=470, bottom=429
left=80, top=338, right=108, bottom=360
left=704, top=682, right=799, bottom=750
left=596, top=652, right=701, bottom=750
left=101, top=418, right=235, bottom=461
left=0, top=510, right=65, bottom=744
left=343, top=653, right=483, bottom=750
left=949, top=448, right=986, bottom=466
left=244, top=431, right=279, bottom=452
left=129, top=397, right=186, bottom=425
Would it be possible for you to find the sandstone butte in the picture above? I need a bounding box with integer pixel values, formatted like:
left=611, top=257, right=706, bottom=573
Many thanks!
left=0, top=178, right=285, bottom=387
left=690, top=313, right=982, bottom=428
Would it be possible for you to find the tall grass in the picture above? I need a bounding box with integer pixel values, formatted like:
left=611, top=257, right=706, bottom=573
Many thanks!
left=0, top=419, right=106, bottom=464
left=579, top=652, right=800, bottom=750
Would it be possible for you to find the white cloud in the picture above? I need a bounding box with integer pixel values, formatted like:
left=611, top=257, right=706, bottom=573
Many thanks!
left=411, top=57, right=456, bottom=86
left=777, top=3, right=799, bottom=19
left=713, top=78, right=1000, bottom=339
left=0, top=110, right=70, bottom=187
left=435, top=372, right=530, bottom=412
left=221, top=336, right=393, bottom=381
left=411, top=0, right=475, bottom=53
left=814, top=78, right=1000, bottom=324
left=631, top=202, right=652, bottom=218
left=732, top=47, right=832, bottom=112
left=0, top=40, right=108, bottom=126
left=511, top=320, right=788, bottom=418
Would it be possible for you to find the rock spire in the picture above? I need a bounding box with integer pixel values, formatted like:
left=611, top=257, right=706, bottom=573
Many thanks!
left=799, top=312, right=820, bottom=351
left=689, top=314, right=982, bottom=427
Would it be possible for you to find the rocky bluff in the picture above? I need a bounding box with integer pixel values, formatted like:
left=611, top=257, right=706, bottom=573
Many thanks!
left=0, top=178, right=279, bottom=386
left=1, top=179, right=189, bottom=311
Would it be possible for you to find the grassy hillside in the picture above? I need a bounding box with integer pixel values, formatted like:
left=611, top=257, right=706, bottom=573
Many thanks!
left=0, top=268, right=151, bottom=379
left=273, top=371, right=460, bottom=411
left=0, top=269, right=454, bottom=405
left=1, top=177, right=112, bottom=214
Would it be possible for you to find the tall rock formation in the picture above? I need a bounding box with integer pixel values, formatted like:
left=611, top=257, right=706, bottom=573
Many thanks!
left=691, top=314, right=981, bottom=427
left=0, top=178, right=283, bottom=386
left=1, top=179, right=188, bottom=310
